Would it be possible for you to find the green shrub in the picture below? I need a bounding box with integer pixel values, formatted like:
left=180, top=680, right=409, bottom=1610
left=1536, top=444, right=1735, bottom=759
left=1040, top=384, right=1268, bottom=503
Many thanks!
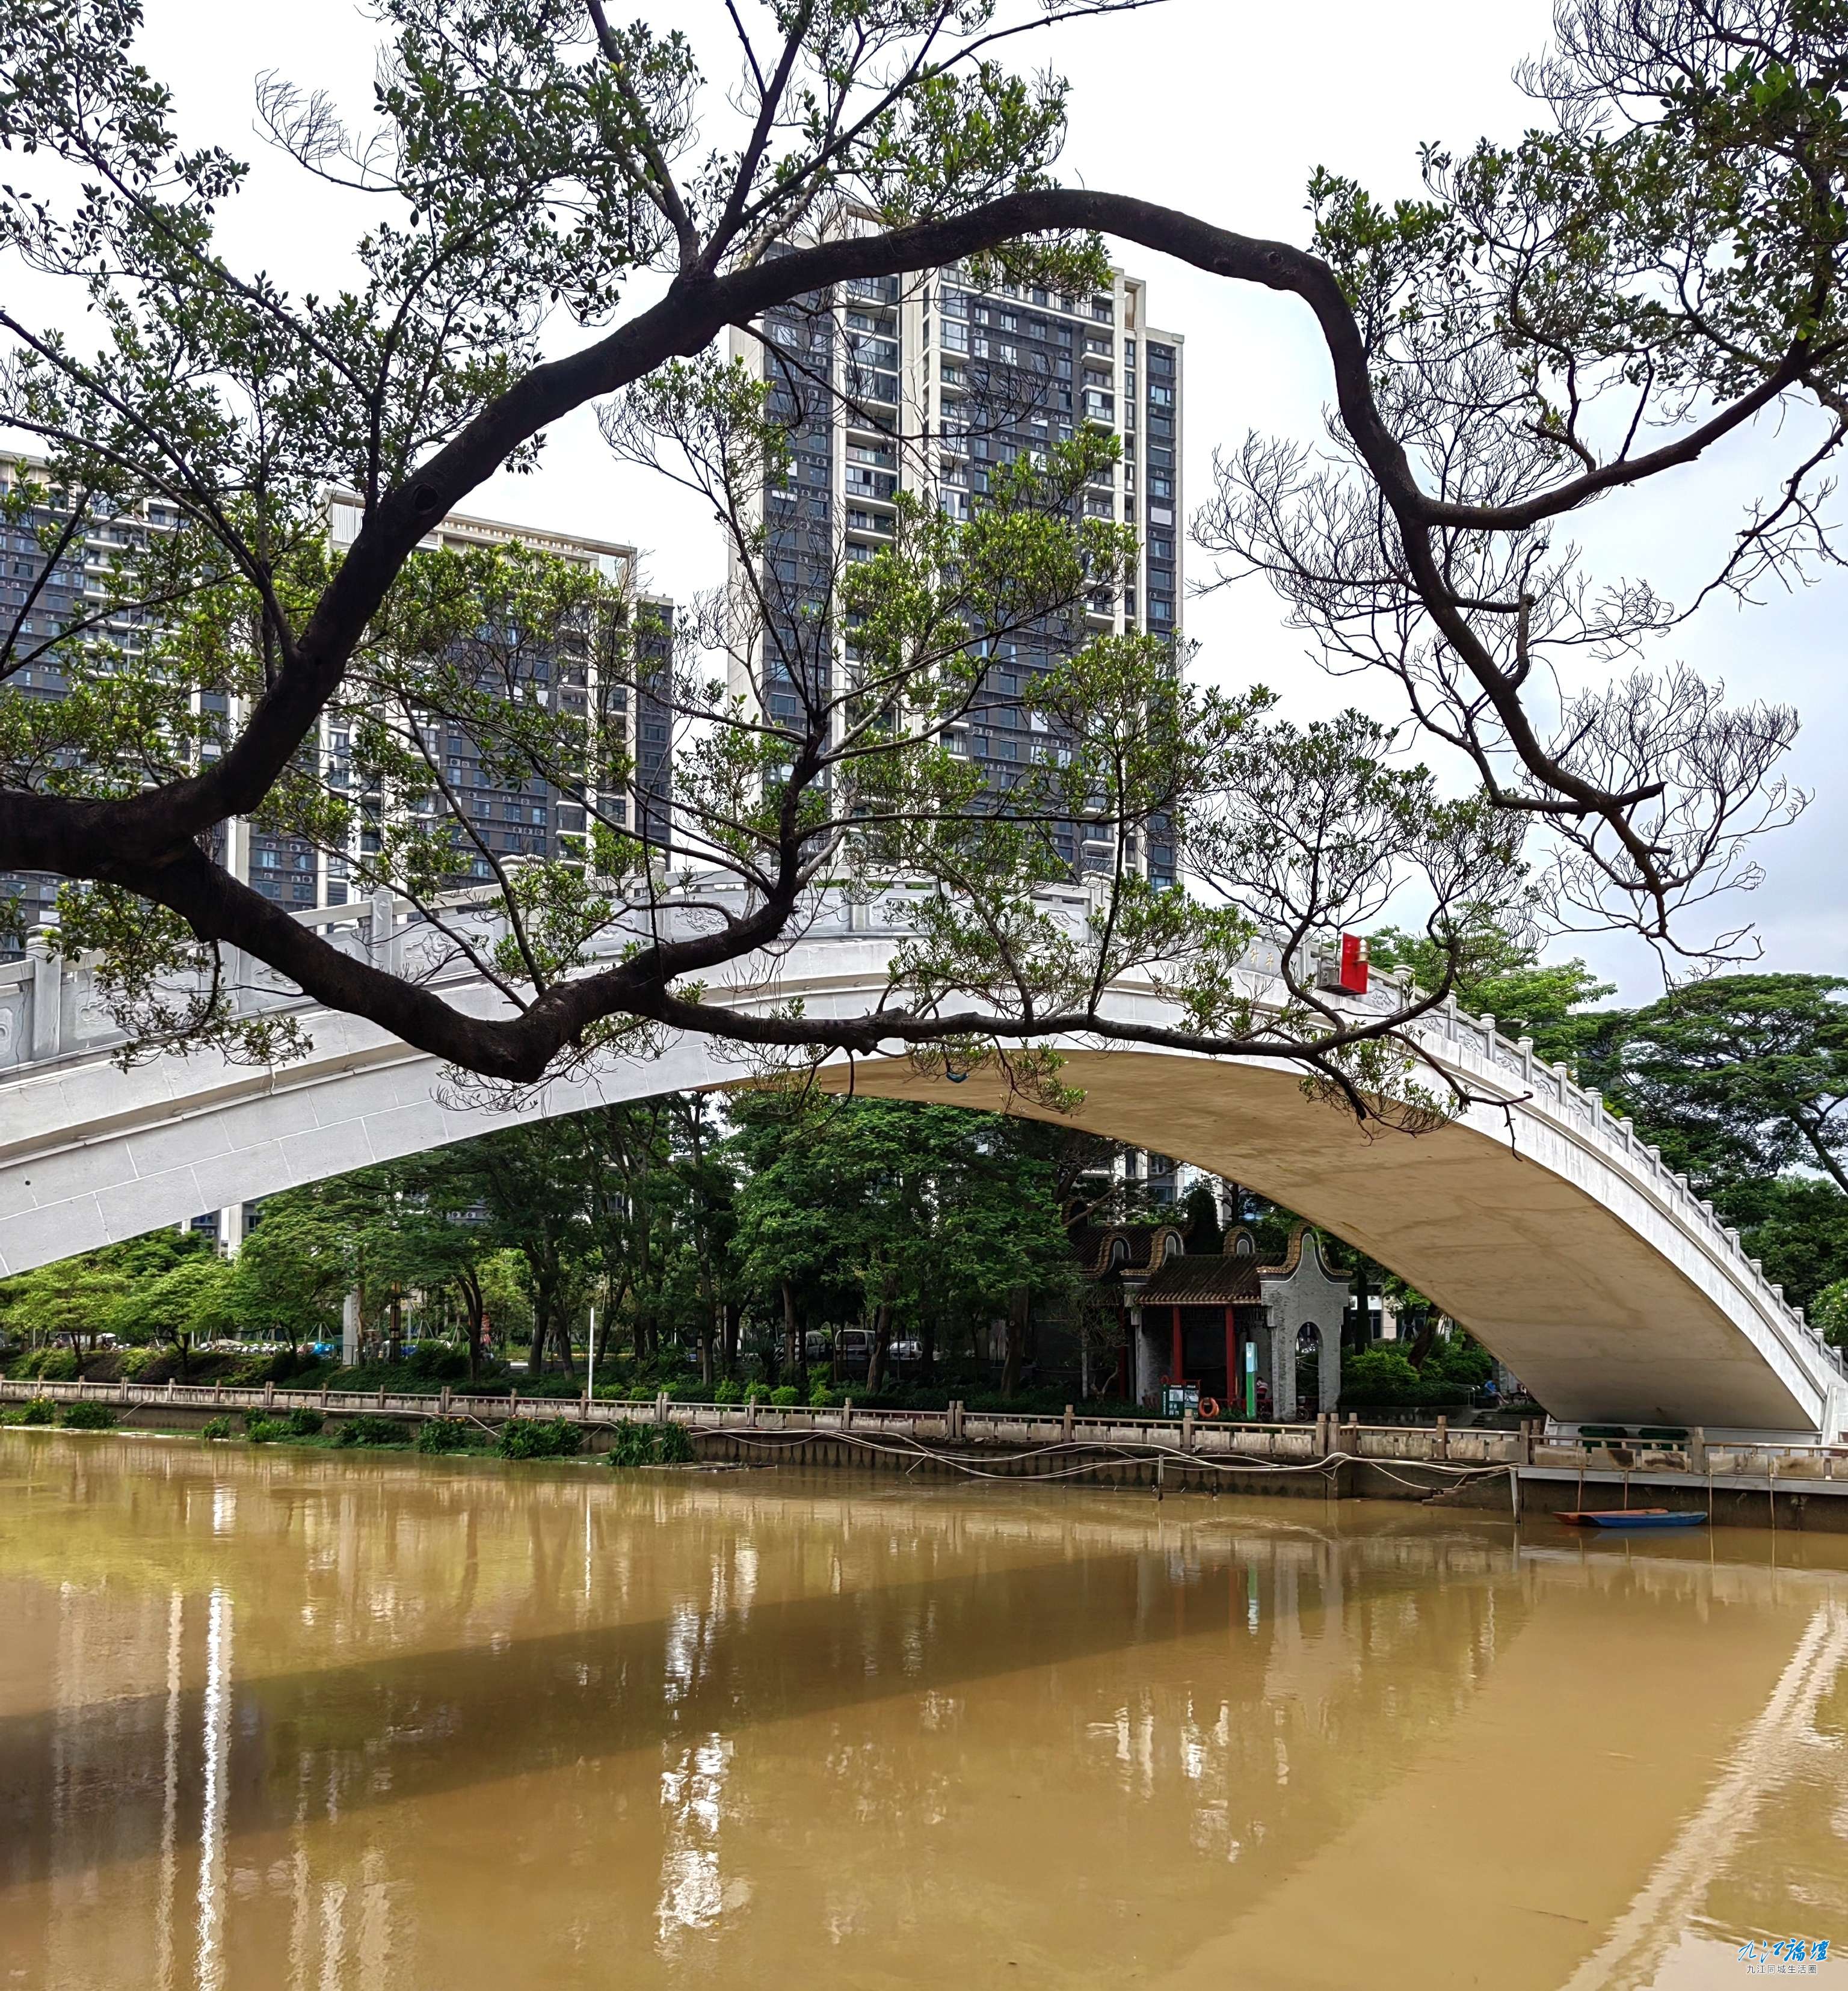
left=333, top=1415, right=408, bottom=1448
left=200, top=1415, right=235, bottom=1441
left=407, top=1341, right=469, bottom=1382
left=1338, top=1347, right=1468, bottom=1409
left=713, top=1378, right=743, bottom=1405
left=607, top=1419, right=656, bottom=1467
left=60, top=1402, right=119, bottom=1431
left=808, top=1376, right=838, bottom=1408
left=414, top=1417, right=475, bottom=1454
left=769, top=1385, right=799, bottom=1407
left=1, top=1396, right=58, bottom=1427
left=244, top=1408, right=323, bottom=1443
left=606, top=1419, right=694, bottom=1467
left=19, top=1348, right=79, bottom=1382
left=496, top=1417, right=582, bottom=1461
left=1423, top=1334, right=1495, bottom=1392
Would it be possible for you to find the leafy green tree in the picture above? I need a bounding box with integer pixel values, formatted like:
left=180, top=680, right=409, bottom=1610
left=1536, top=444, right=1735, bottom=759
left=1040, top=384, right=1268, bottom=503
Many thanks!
left=0, top=0, right=1814, bottom=1112
left=1711, top=1178, right=1848, bottom=1320
left=732, top=1094, right=1077, bottom=1393
left=426, top=1122, right=598, bottom=1377
left=1179, top=1183, right=1224, bottom=1253
left=228, top=1187, right=365, bottom=1346
left=0, top=1228, right=211, bottom=1356
left=111, top=1252, right=237, bottom=1373
left=1813, top=1278, right=1848, bottom=1351
left=1586, top=976, right=1848, bottom=1197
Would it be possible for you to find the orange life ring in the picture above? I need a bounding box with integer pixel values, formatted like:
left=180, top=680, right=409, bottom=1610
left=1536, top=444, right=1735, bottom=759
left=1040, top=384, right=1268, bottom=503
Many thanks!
left=1198, top=1397, right=1221, bottom=1420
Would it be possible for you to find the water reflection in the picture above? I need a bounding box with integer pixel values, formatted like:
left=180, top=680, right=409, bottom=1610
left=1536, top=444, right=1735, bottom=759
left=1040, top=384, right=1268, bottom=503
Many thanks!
left=0, top=1432, right=1843, bottom=1990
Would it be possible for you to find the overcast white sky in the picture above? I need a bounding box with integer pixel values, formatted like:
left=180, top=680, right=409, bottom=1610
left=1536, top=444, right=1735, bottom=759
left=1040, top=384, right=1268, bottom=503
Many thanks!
left=54, top=2, right=1848, bottom=998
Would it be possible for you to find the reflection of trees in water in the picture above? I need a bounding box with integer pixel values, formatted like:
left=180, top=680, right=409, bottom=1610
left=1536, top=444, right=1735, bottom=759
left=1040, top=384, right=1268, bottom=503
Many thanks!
left=2, top=1440, right=1846, bottom=1986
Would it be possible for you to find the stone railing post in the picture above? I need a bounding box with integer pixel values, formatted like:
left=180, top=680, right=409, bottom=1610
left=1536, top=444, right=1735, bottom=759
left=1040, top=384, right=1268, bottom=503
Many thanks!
left=369, top=887, right=398, bottom=976
left=1062, top=1403, right=1074, bottom=1442
left=1181, top=1406, right=1195, bottom=1454
left=1436, top=1414, right=1449, bottom=1460
left=26, top=931, right=61, bottom=1062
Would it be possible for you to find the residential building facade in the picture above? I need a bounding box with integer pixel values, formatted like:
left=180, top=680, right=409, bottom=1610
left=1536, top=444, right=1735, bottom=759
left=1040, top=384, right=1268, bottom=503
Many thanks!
left=0, top=459, right=673, bottom=944
left=1, top=459, right=674, bottom=1247
left=728, top=248, right=1184, bottom=890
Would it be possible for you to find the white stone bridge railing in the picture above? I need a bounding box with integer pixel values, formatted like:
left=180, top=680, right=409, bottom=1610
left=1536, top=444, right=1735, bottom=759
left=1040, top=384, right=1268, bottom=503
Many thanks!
left=1337, top=961, right=1846, bottom=1392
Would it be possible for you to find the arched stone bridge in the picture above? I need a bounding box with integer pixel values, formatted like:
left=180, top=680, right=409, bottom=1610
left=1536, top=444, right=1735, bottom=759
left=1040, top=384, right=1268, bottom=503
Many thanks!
left=0, top=883, right=1841, bottom=1438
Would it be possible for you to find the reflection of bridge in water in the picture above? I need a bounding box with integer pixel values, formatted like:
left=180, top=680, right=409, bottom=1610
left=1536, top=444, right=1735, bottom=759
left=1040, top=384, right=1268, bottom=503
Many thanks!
left=0, top=1440, right=1844, bottom=1987
left=0, top=884, right=1843, bottom=1433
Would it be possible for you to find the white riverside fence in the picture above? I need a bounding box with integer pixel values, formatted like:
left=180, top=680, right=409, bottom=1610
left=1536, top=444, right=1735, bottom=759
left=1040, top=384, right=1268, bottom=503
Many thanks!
left=4, top=1376, right=1848, bottom=1485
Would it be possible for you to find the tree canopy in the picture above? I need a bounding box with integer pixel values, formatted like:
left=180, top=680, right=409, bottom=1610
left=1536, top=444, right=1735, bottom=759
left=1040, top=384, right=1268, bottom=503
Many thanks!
left=1583, top=974, right=1848, bottom=1197
left=0, top=0, right=1836, bottom=1122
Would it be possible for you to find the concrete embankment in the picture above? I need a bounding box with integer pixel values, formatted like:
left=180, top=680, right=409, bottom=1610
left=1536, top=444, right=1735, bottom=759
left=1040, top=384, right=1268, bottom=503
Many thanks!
left=4, top=1376, right=1847, bottom=1531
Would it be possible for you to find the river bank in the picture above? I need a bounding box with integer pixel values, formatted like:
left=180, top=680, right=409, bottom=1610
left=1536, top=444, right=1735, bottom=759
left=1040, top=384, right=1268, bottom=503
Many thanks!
left=5, top=1373, right=1848, bottom=1531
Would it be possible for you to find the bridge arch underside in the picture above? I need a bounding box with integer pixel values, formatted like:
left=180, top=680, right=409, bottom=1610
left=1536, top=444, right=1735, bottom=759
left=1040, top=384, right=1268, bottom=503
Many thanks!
left=842, top=1054, right=1816, bottom=1433
left=0, top=1032, right=1821, bottom=1433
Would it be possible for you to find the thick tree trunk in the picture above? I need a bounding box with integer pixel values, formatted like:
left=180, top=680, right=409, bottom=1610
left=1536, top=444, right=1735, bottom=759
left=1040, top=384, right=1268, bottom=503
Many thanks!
left=722, top=1300, right=741, bottom=1379
left=1000, top=1287, right=1029, bottom=1399
left=781, top=1281, right=801, bottom=1388
left=458, top=1271, right=485, bottom=1380
left=867, top=1292, right=893, bottom=1396
left=528, top=1300, right=549, bottom=1376
left=1347, top=1261, right=1372, bottom=1352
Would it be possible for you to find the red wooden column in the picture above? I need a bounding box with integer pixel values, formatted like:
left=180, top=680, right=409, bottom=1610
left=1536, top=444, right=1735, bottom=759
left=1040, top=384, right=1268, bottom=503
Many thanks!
left=1171, top=1306, right=1183, bottom=1383
left=1224, top=1305, right=1237, bottom=1409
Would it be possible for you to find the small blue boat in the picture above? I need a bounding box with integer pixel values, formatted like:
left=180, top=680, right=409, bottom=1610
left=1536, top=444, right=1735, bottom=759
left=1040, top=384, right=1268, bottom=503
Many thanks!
left=1557, top=1509, right=1707, bottom=1530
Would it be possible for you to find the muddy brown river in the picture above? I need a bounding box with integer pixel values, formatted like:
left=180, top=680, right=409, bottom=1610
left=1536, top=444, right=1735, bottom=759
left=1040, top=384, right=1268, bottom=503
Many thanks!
left=0, top=1431, right=1844, bottom=1989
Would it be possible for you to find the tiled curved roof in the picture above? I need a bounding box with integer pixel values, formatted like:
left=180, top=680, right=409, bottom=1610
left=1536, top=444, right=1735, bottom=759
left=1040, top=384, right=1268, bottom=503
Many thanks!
left=1068, top=1222, right=1187, bottom=1278
left=1136, top=1255, right=1264, bottom=1305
